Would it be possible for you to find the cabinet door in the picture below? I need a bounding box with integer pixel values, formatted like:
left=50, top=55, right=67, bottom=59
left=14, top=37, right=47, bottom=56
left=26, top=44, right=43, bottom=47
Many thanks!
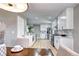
left=52, top=20, right=57, bottom=28
left=58, top=8, right=73, bottom=29
left=62, top=8, right=73, bottom=29
left=58, top=17, right=63, bottom=30
left=54, top=36, right=60, bottom=49
left=60, top=37, right=73, bottom=50
left=66, top=8, right=73, bottom=29
left=62, top=18, right=66, bottom=29
left=58, top=11, right=66, bottom=29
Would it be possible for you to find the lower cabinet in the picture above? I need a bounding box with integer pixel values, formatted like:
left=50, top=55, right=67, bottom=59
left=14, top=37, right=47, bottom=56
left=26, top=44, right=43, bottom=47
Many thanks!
left=60, top=36, right=73, bottom=50
left=54, top=36, right=60, bottom=50
left=54, top=36, right=73, bottom=50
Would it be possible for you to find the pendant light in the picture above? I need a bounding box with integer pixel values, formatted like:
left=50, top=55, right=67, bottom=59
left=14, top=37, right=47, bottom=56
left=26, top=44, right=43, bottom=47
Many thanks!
left=0, top=3, right=28, bottom=13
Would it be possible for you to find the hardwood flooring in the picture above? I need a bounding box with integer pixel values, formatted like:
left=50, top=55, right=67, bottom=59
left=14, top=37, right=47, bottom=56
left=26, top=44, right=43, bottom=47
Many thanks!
left=31, top=39, right=57, bottom=56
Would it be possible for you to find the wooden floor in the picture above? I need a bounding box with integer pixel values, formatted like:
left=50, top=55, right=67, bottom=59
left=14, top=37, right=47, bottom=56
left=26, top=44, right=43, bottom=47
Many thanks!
left=31, top=39, right=57, bottom=56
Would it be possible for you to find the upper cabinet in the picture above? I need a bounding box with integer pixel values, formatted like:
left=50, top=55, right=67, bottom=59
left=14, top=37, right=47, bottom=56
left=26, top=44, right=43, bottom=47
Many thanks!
left=66, top=8, right=73, bottom=29
left=58, top=8, right=73, bottom=30
left=52, top=19, right=57, bottom=29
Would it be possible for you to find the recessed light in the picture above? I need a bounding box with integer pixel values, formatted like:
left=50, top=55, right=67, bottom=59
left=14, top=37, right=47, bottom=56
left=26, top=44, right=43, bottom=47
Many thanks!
left=48, top=16, right=52, bottom=19
left=60, top=16, right=66, bottom=19
left=35, top=17, right=39, bottom=19
left=8, top=3, right=13, bottom=7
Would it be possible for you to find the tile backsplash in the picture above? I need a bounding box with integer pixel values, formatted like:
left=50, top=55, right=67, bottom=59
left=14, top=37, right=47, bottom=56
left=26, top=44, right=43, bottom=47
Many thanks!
left=57, top=29, right=73, bottom=36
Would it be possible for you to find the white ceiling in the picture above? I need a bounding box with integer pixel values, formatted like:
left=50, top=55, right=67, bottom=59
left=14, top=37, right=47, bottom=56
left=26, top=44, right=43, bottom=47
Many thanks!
left=22, top=3, right=77, bottom=25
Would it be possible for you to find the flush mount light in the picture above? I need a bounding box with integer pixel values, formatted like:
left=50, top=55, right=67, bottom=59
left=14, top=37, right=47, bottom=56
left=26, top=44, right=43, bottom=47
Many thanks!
left=48, top=16, right=52, bottom=19
left=0, top=3, right=28, bottom=13
left=35, top=17, right=39, bottom=20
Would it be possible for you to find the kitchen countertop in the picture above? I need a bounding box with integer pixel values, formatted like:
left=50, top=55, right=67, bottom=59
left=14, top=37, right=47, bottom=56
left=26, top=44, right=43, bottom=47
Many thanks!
left=53, top=33, right=73, bottom=37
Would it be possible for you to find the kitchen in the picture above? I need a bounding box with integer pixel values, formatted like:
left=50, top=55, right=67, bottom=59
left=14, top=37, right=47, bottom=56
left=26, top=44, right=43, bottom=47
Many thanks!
left=0, top=3, right=78, bottom=56
left=50, top=8, right=74, bottom=50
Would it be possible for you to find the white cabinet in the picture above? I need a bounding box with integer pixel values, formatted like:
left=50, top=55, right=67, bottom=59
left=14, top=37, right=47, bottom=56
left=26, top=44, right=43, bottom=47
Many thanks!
left=66, top=8, right=73, bottom=29
left=54, top=36, right=73, bottom=50
left=60, top=36, right=73, bottom=50
left=54, top=36, right=60, bottom=49
left=58, top=8, right=73, bottom=30
left=58, top=16, right=64, bottom=30
left=52, top=20, right=57, bottom=29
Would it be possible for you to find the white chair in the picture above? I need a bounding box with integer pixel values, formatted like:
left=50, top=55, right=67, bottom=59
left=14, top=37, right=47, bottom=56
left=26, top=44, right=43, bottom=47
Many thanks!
left=16, top=37, right=29, bottom=48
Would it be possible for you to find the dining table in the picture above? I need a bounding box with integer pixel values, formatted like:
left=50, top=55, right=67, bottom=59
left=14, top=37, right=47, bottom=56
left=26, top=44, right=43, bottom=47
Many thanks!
left=6, top=47, right=54, bottom=56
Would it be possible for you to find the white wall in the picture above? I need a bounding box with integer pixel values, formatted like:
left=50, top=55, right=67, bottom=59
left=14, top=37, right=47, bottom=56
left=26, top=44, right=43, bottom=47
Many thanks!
left=0, top=9, right=27, bottom=47
left=73, top=4, right=79, bottom=53
left=32, top=25, right=40, bottom=39
left=0, top=9, right=17, bottom=47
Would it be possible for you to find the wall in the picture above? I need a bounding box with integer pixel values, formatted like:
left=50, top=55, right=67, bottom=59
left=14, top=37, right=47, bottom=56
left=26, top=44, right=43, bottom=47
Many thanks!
left=0, top=9, right=27, bottom=47
left=32, top=25, right=40, bottom=39
left=73, top=4, right=79, bottom=53
left=0, top=9, right=17, bottom=47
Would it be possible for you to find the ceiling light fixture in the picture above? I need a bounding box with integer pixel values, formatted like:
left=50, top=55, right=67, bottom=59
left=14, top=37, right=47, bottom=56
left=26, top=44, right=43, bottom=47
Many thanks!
left=0, top=3, right=28, bottom=13
left=48, top=16, right=52, bottom=19
left=35, top=17, right=39, bottom=19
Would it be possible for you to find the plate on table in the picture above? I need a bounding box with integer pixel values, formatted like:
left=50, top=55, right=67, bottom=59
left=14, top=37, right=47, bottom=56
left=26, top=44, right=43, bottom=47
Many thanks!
left=11, top=45, right=23, bottom=52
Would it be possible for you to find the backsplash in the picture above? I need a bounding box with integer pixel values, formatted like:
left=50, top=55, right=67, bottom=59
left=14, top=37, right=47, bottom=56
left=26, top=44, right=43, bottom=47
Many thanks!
left=57, top=29, right=73, bottom=36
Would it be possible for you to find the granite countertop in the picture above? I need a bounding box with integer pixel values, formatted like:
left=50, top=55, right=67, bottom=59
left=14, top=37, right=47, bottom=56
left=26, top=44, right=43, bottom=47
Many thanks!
left=53, top=34, right=67, bottom=37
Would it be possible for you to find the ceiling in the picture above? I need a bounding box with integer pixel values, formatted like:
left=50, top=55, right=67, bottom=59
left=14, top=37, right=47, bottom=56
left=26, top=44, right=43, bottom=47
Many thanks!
left=22, top=3, right=77, bottom=25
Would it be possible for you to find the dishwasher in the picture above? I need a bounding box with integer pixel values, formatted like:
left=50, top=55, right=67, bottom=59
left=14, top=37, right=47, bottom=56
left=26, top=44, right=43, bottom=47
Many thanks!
left=54, top=36, right=60, bottom=50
